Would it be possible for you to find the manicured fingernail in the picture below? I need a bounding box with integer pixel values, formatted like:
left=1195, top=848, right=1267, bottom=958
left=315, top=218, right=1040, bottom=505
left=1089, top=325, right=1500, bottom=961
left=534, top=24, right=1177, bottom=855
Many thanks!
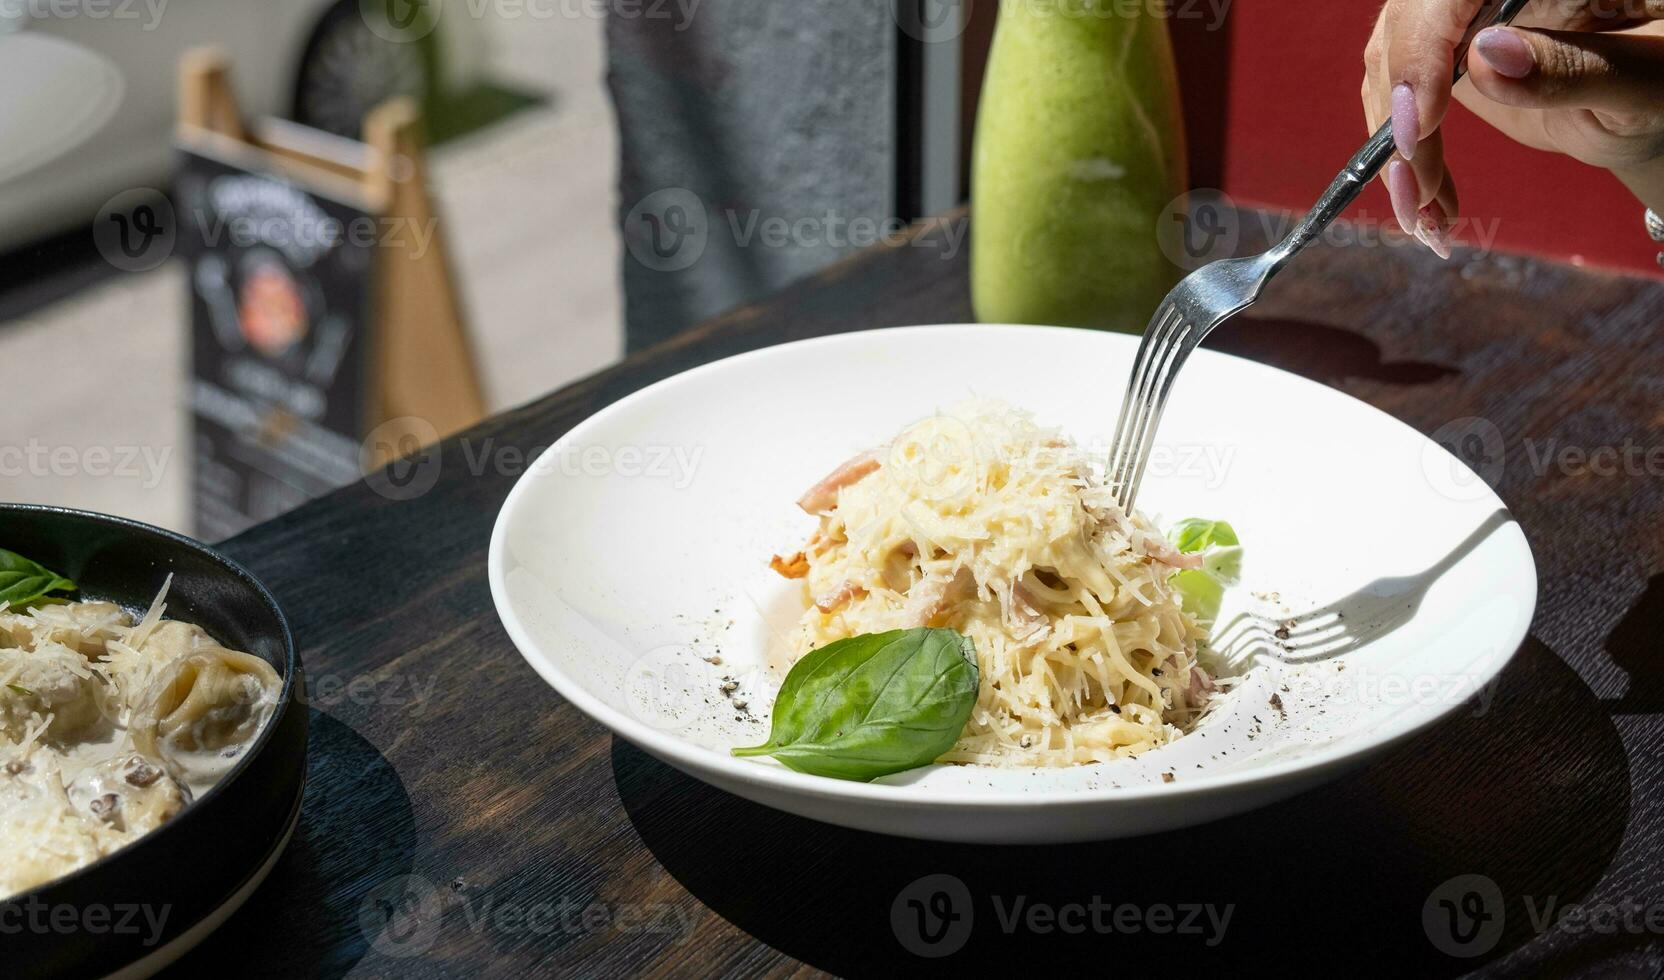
left=1417, top=203, right=1453, bottom=260
left=1474, top=27, right=1534, bottom=79
left=1385, top=160, right=1418, bottom=236
left=1392, top=83, right=1420, bottom=161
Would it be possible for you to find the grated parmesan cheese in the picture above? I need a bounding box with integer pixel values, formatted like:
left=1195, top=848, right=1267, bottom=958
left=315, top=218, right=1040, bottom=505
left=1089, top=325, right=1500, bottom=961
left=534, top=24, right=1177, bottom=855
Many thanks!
left=0, top=576, right=277, bottom=899
left=786, top=399, right=1218, bottom=768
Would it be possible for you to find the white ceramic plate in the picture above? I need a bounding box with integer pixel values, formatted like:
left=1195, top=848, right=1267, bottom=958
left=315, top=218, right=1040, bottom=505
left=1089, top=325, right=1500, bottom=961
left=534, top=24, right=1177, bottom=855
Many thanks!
left=489, top=325, right=1535, bottom=843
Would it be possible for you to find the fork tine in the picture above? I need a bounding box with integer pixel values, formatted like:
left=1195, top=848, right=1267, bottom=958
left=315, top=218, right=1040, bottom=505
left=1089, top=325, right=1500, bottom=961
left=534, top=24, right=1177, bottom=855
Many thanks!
left=1116, top=318, right=1193, bottom=511
left=1106, top=306, right=1174, bottom=480
left=1108, top=305, right=1183, bottom=497
left=1121, top=327, right=1195, bottom=513
left=1109, top=313, right=1185, bottom=508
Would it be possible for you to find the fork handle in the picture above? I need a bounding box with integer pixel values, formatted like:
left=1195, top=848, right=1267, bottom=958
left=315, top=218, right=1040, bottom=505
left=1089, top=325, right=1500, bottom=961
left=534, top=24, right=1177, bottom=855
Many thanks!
left=1269, top=0, right=1533, bottom=264
left=1270, top=123, right=1398, bottom=263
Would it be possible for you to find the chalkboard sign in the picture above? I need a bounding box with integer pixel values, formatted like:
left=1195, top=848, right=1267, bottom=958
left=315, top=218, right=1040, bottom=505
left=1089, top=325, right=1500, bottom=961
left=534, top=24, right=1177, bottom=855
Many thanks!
left=176, top=146, right=376, bottom=540
left=173, top=50, right=485, bottom=540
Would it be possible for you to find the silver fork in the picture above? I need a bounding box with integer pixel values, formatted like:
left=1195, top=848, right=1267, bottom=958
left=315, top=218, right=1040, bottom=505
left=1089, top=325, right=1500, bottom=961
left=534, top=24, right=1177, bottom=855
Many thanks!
left=1106, top=0, right=1531, bottom=513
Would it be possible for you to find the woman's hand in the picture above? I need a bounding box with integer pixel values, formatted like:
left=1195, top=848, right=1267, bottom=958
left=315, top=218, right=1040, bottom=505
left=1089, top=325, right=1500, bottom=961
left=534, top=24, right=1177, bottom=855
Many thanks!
left=1363, top=0, right=1664, bottom=257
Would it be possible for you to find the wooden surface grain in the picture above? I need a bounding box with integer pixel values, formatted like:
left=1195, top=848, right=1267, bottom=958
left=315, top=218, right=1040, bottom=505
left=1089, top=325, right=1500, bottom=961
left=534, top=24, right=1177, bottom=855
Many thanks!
left=168, top=208, right=1664, bottom=978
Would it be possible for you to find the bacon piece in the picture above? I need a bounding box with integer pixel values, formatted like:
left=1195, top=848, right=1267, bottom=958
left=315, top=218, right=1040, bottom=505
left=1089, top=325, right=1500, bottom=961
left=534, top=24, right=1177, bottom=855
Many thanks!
left=769, top=552, right=809, bottom=579
left=797, top=450, right=881, bottom=514
left=814, top=581, right=865, bottom=614
left=1185, top=665, right=1216, bottom=708
left=904, top=567, right=974, bottom=627
left=1142, top=535, right=1205, bottom=570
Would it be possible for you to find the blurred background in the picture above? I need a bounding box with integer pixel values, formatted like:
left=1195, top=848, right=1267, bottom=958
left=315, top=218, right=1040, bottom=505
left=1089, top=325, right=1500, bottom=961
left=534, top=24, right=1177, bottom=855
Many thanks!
left=2, top=1, right=619, bottom=534
left=2, top=0, right=1657, bottom=540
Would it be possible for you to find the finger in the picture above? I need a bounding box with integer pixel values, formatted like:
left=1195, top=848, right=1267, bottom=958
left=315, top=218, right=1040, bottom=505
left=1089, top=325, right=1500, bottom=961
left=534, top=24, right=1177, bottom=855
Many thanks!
left=1363, top=5, right=1396, bottom=135
left=1367, top=3, right=1462, bottom=235
left=1385, top=0, right=1490, bottom=160
left=1385, top=158, right=1419, bottom=237
left=1406, top=127, right=1449, bottom=208
left=1383, top=129, right=1449, bottom=237
left=1414, top=166, right=1461, bottom=260
left=1468, top=25, right=1664, bottom=113
left=1366, top=6, right=1411, bottom=224
left=1574, top=0, right=1664, bottom=32
left=1451, top=75, right=1562, bottom=153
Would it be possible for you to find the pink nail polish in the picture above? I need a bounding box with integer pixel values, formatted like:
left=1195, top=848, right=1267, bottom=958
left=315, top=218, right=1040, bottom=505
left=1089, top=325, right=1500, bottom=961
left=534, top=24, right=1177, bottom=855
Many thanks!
left=1474, top=27, right=1534, bottom=79
left=1385, top=160, right=1418, bottom=236
left=1417, top=204, right=1453, bottom=261
left=1392, top=83, right=1419, bottom=161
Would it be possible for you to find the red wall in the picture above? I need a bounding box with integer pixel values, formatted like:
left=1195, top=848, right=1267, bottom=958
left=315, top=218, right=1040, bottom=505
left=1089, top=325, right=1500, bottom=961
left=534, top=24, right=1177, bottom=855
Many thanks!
left=1172, top=1, right=1660, bottom=276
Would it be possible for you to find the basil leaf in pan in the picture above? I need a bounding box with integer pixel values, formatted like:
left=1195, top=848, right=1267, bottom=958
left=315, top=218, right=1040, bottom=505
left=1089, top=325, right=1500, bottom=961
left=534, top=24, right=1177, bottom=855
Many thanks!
left=0, top=549, right=76, bottom=611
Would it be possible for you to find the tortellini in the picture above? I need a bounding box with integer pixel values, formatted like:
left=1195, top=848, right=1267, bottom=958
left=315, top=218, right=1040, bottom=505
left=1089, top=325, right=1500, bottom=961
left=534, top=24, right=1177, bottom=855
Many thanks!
left=0, top=642, right=106, bottom=742
left=136, top=620, right=220, bottom=665
left=18, top=601, right=131, bottom=658
left=0, top=591, right=281, bottom=901
left=131, top=648, right=280, bottom=763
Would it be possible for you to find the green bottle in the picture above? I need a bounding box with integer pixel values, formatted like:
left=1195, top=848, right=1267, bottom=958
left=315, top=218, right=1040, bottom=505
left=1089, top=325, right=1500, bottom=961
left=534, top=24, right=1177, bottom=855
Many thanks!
left=971, top=0, right=1188, bottom=333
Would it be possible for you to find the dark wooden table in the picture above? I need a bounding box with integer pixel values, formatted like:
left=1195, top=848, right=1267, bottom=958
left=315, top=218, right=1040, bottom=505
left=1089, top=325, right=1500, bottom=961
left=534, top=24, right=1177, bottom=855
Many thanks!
left=171, top=208, right=1664, bottom=978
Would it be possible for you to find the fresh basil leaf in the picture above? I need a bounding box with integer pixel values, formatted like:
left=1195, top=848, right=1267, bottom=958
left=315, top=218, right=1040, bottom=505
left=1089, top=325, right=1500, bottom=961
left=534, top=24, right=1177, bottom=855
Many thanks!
left=1168, top=519, right=1242, bottom=627
left=1170, top=518, right=1239, bottom=554
left=733, top=627, right=979, bottom=782
left=0, top=549, right=76, bottom=611
left=1171, top=568, right=1227, bottom=627
left=1199, top=544, right=1242, bottom=585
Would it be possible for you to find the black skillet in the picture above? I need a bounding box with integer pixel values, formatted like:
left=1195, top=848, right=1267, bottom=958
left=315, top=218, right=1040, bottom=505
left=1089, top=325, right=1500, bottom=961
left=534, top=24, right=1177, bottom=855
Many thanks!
left=1, top=504, right=306, bottom=979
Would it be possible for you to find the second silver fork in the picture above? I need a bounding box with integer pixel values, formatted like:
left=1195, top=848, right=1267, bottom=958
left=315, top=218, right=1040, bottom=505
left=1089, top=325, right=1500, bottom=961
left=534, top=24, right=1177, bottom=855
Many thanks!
left=1106, top=0, right=1531, bottom=513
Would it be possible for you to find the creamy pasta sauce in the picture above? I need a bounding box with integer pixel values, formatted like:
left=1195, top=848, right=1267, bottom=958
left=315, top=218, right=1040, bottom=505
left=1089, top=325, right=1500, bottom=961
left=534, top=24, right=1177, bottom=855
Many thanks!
left=0, top=583, right=279, bottom=898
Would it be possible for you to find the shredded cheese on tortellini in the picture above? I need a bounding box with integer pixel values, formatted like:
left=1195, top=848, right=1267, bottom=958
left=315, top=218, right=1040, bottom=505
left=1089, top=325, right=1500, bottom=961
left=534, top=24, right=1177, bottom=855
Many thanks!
left=0, top=581, right=279, bottom=898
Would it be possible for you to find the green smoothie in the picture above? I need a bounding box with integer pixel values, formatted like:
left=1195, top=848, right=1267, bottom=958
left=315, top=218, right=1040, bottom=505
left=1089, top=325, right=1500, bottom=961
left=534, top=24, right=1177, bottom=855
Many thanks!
left=971, top=0, right=1187, bottom=333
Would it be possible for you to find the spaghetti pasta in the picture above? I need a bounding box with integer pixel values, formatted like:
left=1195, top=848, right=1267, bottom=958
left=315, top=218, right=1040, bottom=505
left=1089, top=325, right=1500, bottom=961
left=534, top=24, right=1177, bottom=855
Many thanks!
left=778, top=399, right=1222, bottom=768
